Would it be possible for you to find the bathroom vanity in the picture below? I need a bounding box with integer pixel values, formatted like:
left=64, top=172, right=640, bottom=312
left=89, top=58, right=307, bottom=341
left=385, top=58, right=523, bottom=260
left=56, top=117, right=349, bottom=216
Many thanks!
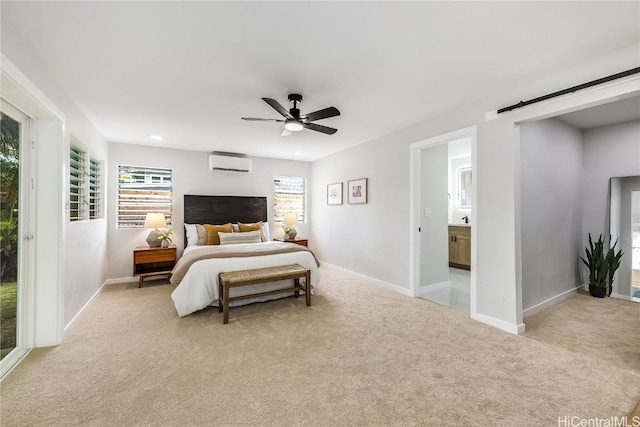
left=448, top=225, right=471, bottom=270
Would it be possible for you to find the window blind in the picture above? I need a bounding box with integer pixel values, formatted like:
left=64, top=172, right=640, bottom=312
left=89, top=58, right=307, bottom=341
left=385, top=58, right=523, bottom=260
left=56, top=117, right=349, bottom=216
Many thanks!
left=89, top=158, right=103, bottom=220
left=118, top=165, right=172, bottom=228
left=274, top=176, right=306, bottom=223
left=69, top=145, right=87, bottom=221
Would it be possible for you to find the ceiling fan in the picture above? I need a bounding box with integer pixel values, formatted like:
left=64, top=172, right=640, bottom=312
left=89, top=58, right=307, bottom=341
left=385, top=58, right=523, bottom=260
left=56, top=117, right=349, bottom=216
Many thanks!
left=242, top=94, right=340, bottom=136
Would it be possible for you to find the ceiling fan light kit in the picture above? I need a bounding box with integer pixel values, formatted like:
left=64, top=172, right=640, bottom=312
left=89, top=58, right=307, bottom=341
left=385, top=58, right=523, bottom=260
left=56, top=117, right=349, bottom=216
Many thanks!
left=284, top=120, right=304, bottom=132
left=242, top=93, right=340, bottom=136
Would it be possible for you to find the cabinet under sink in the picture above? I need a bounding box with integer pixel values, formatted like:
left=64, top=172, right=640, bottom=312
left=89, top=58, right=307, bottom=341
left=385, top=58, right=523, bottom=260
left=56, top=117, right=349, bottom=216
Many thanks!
left=448, top=225, right=471, bottom=270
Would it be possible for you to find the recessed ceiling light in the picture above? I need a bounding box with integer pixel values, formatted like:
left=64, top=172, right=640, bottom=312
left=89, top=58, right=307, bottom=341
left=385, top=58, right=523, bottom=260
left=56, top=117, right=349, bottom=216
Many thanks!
left=150, top=135, right=163, bottom=140
left=294, top=152, right=302, bottom=156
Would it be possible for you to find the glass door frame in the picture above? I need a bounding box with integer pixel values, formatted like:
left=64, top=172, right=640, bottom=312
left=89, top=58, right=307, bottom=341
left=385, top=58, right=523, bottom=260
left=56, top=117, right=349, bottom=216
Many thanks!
left=1, top=99, right=35, bottom=378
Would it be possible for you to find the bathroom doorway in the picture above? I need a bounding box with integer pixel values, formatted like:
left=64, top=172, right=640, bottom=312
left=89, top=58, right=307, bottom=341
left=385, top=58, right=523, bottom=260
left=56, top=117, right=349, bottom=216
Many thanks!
left=409, top=126, right=477, bottom=315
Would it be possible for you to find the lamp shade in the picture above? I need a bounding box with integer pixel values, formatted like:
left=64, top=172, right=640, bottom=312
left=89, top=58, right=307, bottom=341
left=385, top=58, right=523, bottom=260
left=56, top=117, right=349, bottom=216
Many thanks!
left=283, top=212, right=299, bottom=225
left=144, top=212, right=167, bottom=229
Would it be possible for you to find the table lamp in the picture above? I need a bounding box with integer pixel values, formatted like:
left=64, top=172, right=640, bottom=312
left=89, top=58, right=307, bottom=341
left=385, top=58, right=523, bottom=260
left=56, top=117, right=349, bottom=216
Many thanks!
left=144, top=212, right=167, bottom=247
left=283, top=212, right=299, bottom=240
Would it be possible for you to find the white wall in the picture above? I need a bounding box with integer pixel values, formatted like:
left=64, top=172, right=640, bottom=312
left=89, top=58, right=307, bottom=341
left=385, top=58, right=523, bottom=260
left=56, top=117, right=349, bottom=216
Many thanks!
left=0, top=46, right=110, bottom=331
left=107, top=143, right=311, bottom=279
left=420, top=143, right=449, bottom=287
left=519, top=118, right=583, bottom=311
left=311, top=44, right=639, bottom=332
left=311, top=134, right=410, bottom=288
left=582, top=120, right=640, bottom=243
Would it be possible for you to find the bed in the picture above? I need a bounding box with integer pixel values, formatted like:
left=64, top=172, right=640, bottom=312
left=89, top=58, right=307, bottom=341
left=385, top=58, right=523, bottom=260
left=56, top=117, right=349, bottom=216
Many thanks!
left=170, top=195, right=320, bottom=317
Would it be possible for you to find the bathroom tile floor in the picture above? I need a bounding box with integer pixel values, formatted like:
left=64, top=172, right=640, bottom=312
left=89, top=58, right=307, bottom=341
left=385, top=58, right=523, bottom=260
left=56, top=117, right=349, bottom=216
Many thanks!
left=420, top=268, right=470, bottom=313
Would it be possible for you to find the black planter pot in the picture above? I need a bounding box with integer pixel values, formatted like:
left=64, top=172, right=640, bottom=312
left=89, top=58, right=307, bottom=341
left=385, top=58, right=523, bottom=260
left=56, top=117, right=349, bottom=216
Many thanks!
left=589, top=284, right=607, bottom=298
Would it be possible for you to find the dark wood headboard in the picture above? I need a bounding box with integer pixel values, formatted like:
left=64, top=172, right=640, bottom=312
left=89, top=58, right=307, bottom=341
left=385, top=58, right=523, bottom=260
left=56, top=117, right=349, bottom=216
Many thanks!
left=184, top=195, right=267, bottom=225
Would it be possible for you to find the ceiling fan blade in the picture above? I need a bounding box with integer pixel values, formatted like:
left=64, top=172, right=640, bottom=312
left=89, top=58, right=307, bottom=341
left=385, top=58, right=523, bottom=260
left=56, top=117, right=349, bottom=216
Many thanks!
left=241, top=117, right=284, bottom=122
left=303, top=122, right=338, bottom=135
left=262, top=98, right=292, bottom=119
left=303, top=106, right=340, bottom=122
left=281, top=128, right=293, bottom=137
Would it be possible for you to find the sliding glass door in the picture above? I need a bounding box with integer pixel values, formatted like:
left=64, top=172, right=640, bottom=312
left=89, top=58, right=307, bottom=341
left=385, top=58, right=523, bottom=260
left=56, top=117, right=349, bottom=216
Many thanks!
left=1, top=100, right=32, bottom=377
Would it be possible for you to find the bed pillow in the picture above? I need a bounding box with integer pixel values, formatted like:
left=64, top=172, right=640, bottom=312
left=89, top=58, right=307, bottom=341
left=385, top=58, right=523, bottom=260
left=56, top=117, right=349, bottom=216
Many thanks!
left=204, top=223, right=233, bottom=245
left=238, top=221, right=271, bottom=242
left=218, top=231, right=262, bottom=245
left=184, top=224, right=199, bottom=247
left=195, top=224, right=208, bottom=245
left=261, top=222, right=272, bottom=242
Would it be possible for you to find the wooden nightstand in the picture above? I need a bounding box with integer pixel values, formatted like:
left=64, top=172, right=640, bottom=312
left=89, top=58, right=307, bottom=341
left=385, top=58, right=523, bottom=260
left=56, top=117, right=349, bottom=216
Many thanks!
left=274, top=238, right=308, bottom=247
left=133, top=244, right=177, bottom=287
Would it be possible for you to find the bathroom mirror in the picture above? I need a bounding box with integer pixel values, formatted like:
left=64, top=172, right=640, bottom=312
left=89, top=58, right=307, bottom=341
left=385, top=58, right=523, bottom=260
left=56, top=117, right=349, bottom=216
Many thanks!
left=608, top=175, right=640, bottom=302
left=458, top=167, right=472, bottom=209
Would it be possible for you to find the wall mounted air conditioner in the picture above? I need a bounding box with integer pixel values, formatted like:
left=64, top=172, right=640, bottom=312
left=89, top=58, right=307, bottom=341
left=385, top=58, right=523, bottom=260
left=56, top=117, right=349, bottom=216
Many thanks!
left=208, top=153, right=252, bottom=173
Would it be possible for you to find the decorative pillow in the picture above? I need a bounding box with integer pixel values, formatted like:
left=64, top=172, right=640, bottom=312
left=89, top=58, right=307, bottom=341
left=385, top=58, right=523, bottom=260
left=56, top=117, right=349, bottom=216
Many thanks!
left=204, top=223, right=233, bottom=245
left=218, top=231, right=262, bottom=245
left=238, top=221, right=270, bottom=242
left=261, top=222, right=272, bottom=242
left=231, top=224, right=240, bottom=233
left=195, top=224, right=208, bottom=245
left=184, top=224, right=199, bottom=247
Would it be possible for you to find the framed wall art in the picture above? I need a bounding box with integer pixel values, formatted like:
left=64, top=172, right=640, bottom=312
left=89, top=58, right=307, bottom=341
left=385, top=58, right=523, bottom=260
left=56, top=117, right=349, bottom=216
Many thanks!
left=327, top=182, right=343, bottom=205
left=347, top=178, right=367, bottom=204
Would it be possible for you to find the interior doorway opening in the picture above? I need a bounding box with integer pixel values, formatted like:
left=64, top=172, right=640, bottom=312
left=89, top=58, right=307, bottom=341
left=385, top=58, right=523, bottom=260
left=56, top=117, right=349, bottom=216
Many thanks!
left=409, top=126, right=477, bottom=316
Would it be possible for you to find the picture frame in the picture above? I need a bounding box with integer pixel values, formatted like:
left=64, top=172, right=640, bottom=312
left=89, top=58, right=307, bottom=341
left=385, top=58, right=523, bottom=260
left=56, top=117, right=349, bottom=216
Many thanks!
left=327, top=182, right=343, bottom=205
left=347, top=178, right=367, bottom=204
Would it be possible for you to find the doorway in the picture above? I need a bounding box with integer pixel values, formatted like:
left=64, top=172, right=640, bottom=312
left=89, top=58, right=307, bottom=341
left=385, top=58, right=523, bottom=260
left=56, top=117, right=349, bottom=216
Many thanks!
left=0, top=99, right=33, bottom=377
left=409, top=125, right=477, bottom=316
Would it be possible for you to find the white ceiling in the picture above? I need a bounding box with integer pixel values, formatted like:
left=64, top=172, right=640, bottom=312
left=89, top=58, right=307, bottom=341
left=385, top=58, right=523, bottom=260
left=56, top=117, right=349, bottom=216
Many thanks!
left=1, top=1, right=638, bottom=161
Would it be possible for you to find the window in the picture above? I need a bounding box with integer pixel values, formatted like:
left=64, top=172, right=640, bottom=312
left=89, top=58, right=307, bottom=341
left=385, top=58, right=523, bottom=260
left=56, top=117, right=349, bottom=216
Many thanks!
left=70, top=141, right=104, bottom=222
left=69, top=144, right=87, bottom=221
left=118, top=165, right=172, bottom=228
left=274, top=176, right=306, bottom=223
left=89, top=157, right=103, bottom=219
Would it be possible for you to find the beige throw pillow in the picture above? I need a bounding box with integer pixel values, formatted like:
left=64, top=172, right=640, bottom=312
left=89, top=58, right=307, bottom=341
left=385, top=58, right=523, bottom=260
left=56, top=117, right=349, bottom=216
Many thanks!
left=195, top=224, right=208, bottom=246
left=237, top=222, right=264, bottom=241
left=218, top=231, right=262, bottom=245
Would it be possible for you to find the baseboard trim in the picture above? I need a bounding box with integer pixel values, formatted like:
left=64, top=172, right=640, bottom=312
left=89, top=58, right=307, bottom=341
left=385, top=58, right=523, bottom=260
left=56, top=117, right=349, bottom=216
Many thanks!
left=610, top=293, right=635, bottom=302
left=523, top=286, right=581, bottom=318
left=64, top=280, right=110, bottom=333
left=104, top=276, right=137, bottom=285
left=471, top=312, right=525, bottom=335
left=319, top=261, right=412, bottom=297
left=420, top=281, right=452, bottom=293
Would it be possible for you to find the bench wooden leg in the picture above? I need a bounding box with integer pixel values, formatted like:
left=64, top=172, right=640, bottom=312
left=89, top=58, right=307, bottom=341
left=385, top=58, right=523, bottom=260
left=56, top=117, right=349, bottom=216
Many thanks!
left=294, top=278, right=300, bottom=298
left=222, top=283, right=230, bottom=324
left=305, top=270, right=311, bottom=306
left=217, top=275, right=223, bottom=313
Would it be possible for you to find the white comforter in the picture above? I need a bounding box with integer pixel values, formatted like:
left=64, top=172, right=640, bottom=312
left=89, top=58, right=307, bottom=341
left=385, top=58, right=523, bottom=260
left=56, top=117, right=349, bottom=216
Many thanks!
left=171, top=242, right=320, bottom=317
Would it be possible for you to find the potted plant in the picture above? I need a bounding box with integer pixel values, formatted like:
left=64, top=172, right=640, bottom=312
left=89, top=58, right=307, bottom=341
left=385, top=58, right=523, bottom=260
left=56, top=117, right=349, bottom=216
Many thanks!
left=580, top=234, right=623, bottom=298
left=157, top=229, right=173, bottom=248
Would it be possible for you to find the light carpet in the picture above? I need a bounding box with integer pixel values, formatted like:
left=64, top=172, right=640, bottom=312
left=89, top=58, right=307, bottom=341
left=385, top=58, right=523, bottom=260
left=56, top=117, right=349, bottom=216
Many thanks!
left=1, top=267, right=639, bottom=426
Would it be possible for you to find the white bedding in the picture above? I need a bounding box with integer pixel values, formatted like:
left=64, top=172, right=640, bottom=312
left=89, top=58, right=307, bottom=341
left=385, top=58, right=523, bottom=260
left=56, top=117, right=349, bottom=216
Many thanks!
left=171, top=243, right=320, bottom=317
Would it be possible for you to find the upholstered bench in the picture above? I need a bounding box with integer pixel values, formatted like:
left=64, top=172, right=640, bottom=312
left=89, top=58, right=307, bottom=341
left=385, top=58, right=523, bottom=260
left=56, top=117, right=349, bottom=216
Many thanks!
left=217, top=264, right=311, bottom=324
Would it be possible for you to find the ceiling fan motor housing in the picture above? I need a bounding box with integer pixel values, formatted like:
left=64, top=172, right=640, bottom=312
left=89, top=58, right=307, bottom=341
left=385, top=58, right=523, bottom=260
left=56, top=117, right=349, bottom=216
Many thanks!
left=288, top=94, right=303, bottom=119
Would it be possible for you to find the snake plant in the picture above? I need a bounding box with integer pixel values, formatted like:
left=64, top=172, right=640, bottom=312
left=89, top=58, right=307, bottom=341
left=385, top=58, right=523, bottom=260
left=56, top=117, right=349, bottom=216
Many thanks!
left=580, top=234, right=609, bottom=288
